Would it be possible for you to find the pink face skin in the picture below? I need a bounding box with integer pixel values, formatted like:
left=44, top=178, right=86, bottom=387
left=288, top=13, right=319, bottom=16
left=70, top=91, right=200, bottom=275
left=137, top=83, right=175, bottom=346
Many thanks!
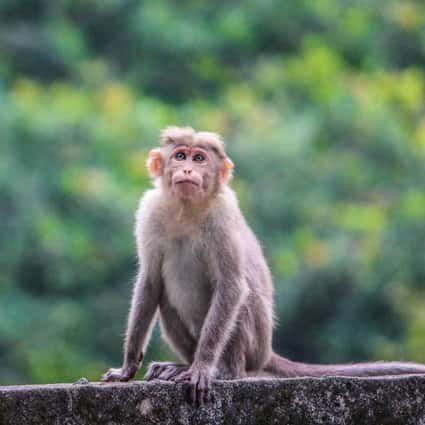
left=166, top=145, right=215, bottom=201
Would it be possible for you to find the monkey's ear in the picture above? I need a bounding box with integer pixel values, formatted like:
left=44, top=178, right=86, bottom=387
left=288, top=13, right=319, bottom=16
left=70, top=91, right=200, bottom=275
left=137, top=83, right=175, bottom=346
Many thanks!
left=220, top=157, right=234, bottom=183
left=147, top=149, right=162, bottom=178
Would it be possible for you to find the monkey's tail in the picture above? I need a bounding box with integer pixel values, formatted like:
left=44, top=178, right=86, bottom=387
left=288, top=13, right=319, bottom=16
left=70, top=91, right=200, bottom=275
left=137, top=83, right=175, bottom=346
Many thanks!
left=263, top=352, right=425, bottom=378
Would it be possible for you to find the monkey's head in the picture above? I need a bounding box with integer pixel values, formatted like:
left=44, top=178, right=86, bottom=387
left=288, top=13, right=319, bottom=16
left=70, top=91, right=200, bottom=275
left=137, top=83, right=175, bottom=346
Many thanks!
left=147, top=126, right=234, bottom=203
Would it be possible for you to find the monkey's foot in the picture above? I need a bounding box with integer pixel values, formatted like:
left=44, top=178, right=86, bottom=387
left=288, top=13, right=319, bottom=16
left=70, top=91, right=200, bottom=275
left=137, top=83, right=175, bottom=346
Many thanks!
left=144, top=362, right=189, bottom=381
left=101, top=365, right=137, bottom=382
left=175, top=364, right=215, bottom=405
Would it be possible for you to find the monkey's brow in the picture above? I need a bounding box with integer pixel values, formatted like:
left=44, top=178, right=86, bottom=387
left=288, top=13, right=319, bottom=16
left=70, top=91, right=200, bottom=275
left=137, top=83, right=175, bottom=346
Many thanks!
left=172, top=143, right=213, bottom=152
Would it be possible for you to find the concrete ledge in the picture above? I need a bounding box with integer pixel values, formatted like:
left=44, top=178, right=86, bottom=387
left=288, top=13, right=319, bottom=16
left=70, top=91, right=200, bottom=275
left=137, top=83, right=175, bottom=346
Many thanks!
left=1, top=376, right=425, bottom=424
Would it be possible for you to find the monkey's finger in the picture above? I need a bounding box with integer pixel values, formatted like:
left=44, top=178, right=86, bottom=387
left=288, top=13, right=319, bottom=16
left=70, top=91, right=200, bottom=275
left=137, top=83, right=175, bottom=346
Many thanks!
left=157, top=366, right=173, bottom=380
left=102, top=373, right=120, bottom=382
left=159, top=366, right=181, bottom=381
left=175, top=371, right=191, bottom=382
left=144, top=369, right=155, bottom=381
left=144, top=364, right=161, bottom=381
left=168, top=367, right=188, bottom=381
left=171, top=368, right=187, bottom=381
left=198, top=374, right=210, bottom=405
left=101, top=368, right=121, bottom=382
left=204, top=376, right=214, bottom=404
left=190, top=371, right=201, bottom=405
left=119, top=373, right=131, bottom=382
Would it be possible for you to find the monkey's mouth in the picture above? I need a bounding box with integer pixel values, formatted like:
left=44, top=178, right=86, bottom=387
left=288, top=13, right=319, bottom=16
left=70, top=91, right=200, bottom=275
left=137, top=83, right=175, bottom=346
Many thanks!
left=175, top=179, right=200, bottom=187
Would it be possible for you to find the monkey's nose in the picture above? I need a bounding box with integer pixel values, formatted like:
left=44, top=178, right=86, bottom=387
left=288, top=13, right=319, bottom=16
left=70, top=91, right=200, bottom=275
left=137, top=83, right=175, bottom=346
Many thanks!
left=183, top=169, right=192, bottom=174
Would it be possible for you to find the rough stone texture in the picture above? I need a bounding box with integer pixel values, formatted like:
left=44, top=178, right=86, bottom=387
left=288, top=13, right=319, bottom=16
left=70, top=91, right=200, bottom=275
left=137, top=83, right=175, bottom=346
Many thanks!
left=1, top=376, right=425, bottom=424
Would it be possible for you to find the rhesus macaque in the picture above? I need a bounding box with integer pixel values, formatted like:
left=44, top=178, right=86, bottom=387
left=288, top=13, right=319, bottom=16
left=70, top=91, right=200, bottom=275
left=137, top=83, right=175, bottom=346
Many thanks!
left=102, top=126, right=425, bottom=404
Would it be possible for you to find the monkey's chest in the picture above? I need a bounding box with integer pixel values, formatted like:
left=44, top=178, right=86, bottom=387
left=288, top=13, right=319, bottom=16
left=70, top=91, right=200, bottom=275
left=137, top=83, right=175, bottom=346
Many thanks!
left=161, top=239, right=213, bottom=337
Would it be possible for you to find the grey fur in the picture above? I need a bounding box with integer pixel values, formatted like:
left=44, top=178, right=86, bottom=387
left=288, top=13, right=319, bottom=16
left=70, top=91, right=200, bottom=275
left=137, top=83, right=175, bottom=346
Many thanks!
left=102, top=127, right=425, bottom=403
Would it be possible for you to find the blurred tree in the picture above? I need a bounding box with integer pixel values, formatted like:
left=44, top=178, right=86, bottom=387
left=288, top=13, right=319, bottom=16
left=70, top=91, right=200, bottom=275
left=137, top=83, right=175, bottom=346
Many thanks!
left=0, top=0, right=425, bottom=384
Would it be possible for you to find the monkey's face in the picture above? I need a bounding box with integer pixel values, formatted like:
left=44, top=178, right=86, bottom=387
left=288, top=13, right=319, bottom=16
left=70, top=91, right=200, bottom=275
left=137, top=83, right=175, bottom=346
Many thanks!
left=147, top=131, right=234, bottom=203
left=164, top=146, right=219, bottom=201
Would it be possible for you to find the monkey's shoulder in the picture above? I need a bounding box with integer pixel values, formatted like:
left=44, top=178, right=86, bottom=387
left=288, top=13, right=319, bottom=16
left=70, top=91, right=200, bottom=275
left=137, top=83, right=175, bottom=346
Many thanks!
left=135, top=188, right=161, bottom=215
left=134, top=189, right=165, bottom=239
left=207, top=186, right=243, bottom=223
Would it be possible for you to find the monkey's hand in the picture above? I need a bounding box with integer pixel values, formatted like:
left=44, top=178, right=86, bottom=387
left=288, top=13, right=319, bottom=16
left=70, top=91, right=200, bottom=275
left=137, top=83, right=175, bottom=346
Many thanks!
left=175, top=363, right=216, bottom=405
left=101, top=364, right=138, bottom=382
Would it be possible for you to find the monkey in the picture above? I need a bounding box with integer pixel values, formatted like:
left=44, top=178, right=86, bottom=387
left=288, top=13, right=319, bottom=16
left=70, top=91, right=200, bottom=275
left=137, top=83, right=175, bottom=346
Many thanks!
left=102, top=126, right=425, bottom=404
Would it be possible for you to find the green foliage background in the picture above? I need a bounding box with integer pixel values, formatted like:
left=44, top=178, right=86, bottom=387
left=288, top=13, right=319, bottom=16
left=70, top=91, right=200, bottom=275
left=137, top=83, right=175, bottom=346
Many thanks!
left=1, top=0, right=425, bottom=384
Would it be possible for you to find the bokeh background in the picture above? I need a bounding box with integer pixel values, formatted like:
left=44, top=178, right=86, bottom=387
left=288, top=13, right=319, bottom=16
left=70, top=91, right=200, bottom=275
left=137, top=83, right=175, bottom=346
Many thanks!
left=1, top=0, right=425, bottom=385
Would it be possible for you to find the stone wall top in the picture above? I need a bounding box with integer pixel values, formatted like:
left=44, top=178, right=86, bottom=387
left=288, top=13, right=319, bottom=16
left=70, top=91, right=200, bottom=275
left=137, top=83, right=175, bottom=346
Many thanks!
left=1, top=375, right=425, bottom=424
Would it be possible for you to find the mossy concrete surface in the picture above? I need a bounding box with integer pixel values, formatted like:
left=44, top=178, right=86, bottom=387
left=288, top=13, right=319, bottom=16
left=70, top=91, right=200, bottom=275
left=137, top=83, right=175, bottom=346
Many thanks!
left=1, top=375, right=425, bottom=424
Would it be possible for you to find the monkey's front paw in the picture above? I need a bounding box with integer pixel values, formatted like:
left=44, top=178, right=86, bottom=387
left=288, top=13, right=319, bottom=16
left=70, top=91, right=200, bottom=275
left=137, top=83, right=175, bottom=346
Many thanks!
left=101, top=365, right=137, bottom=382
left=144, top=362, right=189, bottom=381
left=175, top=364, right=215, bottom=405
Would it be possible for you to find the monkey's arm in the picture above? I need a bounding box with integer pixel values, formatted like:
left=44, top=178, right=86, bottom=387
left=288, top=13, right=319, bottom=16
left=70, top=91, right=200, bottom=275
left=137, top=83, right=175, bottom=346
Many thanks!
left=194, top=273, right=248, bottom=370
left=102, top=261, right=163, bottom=382
left=102, top=198, right=163, bottom=382
left=197, top=223, right=249, bottom=369
left=124, top=268, right=162, bottom=368
left=176, top=229, right=248, bottom=402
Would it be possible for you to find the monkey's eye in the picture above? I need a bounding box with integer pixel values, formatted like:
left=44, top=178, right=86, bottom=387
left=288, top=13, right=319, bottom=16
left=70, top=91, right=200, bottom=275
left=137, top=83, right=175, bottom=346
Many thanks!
left=193, top=153, right=205, bottom=162
left=174, top=151, right=186, bottom=161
